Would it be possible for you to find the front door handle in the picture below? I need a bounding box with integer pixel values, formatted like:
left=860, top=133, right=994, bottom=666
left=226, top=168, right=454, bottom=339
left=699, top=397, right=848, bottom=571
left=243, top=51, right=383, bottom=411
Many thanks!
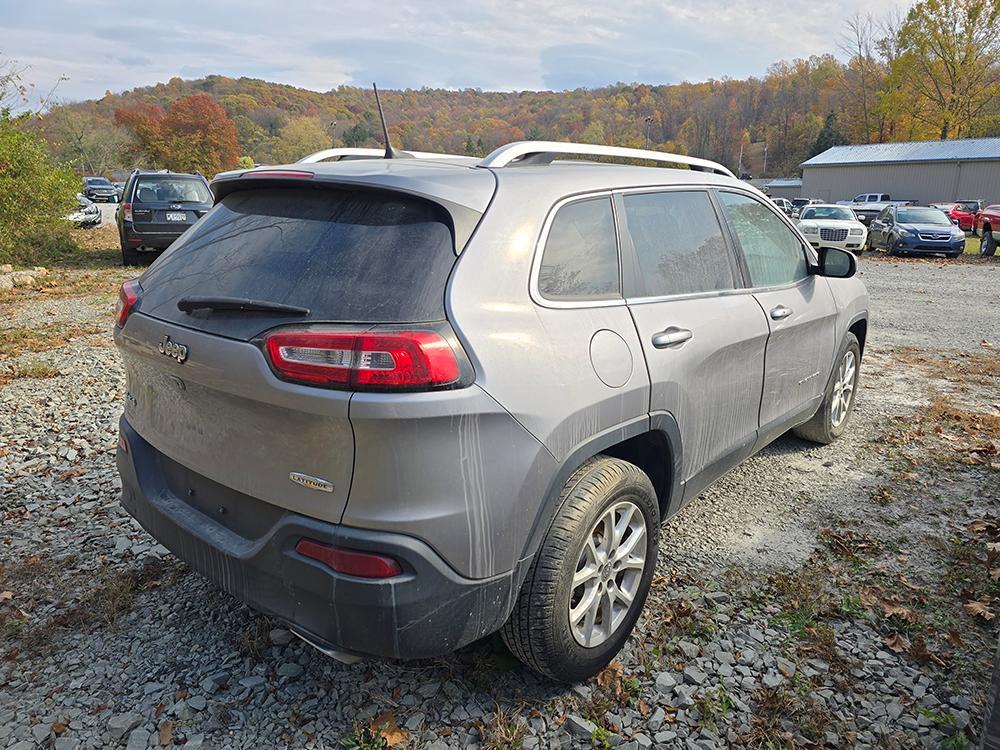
left=770, top=305, right=793, bottom=320
left=651, top=326, right=693, bottom=349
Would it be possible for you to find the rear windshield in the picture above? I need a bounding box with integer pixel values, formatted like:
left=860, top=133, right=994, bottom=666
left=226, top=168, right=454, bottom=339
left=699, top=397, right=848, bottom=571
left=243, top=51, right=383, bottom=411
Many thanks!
left=133, top=177, right=212, bottom=204
left=137, top=187, right=456, bottom=340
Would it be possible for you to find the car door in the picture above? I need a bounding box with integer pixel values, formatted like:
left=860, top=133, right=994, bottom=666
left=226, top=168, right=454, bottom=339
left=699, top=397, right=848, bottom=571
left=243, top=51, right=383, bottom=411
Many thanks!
left=717, top=190, right=839, bottom=448
left=619, top=188, right=769, bottom=503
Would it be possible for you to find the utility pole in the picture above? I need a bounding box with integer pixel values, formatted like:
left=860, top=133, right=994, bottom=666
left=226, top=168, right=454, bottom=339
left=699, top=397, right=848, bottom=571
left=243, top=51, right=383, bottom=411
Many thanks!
left=737, top=142, right=744, bottom=178
left=644, top=116, right=654, bottom=149
left=763, top=143, right=768, bottom=177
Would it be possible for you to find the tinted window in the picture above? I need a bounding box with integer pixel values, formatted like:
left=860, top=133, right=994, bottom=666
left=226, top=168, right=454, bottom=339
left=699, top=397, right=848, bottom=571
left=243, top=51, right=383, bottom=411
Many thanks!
left=719, top=192, right=808, bottom=287
left=538, top=198, right=620, bottom=302
left=138, top=188, right=457, bottom=340
left=623, top=191, right=737, bottom=296
left=133, top=177, right=212, bottom=204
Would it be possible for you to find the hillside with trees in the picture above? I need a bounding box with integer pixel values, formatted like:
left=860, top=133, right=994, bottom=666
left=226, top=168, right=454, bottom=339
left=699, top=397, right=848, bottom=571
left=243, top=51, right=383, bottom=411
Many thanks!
left=35, top=0, right=1000, bottom=178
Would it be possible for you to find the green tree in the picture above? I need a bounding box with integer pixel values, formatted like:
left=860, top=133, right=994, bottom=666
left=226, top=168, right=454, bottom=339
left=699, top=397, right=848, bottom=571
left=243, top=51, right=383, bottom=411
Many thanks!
left=893, top=0, right=1000, bottom=138
left=810, top=112, right=848, bottom=156
left=270, top=116, right=331, bottom=163
left=342, top=121, right=373, bottom=147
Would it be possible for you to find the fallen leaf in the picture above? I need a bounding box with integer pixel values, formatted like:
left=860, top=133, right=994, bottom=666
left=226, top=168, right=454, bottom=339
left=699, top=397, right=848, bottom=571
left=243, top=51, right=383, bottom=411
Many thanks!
left=595, top=660, right=624, bottom=690
left=51, top=721, right=67, bottom=736
left=946, top=630, right=963, bottom=647
left=370, top=711, right=408, bottom=747
left=154, top=702, right=164, bottom=718
left=883, top=633, right=910, bottom=653
left=991, top=569, right=1000, bottom=582
left=897, top=576, right=924, bottom=592
left=0, top=591, right=12, bottom=602
left=882, top=603, right=918, bottom=623
left=964, top=600, right=996, bottom=621
left=910, top=635, right=946, bottom=667
left=158, top=720, right=173, bottom=746
left=173, top=689, right=187, bottom=702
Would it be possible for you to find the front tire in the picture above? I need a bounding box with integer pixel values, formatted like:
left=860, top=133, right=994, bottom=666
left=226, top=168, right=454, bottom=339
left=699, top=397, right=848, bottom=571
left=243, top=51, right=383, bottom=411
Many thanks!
left=501, top=456, right=659, bottom=682
left=982, top=229, right=997, bottom=257
left=794, top=333, right=861, bottom=445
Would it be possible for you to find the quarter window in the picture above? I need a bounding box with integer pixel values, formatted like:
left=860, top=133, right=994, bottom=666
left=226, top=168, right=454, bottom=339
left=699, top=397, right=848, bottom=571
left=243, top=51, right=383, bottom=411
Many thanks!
left=623, top=190, right=737, bottom=297
left=538, top=197, right=620, bottom=302
left=719, top=192, right=808, bottom=287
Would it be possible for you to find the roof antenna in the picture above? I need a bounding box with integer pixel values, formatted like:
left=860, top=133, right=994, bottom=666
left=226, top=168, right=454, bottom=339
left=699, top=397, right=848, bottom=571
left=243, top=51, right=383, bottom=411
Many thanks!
left=373, top=83, right=409, bottom=159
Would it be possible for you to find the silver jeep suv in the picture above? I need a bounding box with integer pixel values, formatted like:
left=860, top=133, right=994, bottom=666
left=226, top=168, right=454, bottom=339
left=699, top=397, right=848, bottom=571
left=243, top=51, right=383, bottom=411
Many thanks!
left=113, top=141, right=868, bottom=682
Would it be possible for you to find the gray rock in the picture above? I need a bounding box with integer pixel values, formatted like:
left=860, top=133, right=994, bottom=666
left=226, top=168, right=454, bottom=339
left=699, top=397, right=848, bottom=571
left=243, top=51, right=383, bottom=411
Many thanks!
left=776, top=657, right=796, bottom=677
left=31, top=724, right=51, bottom=743
left=762, top=673, right=783, bottom=688
left=269, top=628, right=293, bottom=645
left=108, top=714, right=140, bottom=740
left=404, top=713, right=425, bottom=731
left=677, top=640, right=700, bottom=659
left=565, top=714, right=597, bottom=739
left=683, top=666, right=707, bottom=685
left=655, top=672, right=677, bottom=690
left=125, top=728, right=150, bottom=750
left=633, top=733, right=653, bottom=748
left=647, top=707, right=666, bottom=732
left=55, top=739, right=81, bottom=750
left=276, top=662, right=304, bottom=678
left=188, top=695, right=208, bottom=711
left=653, top=730, right=678, bottom=743
left=240, top=675, right=266, bottom=689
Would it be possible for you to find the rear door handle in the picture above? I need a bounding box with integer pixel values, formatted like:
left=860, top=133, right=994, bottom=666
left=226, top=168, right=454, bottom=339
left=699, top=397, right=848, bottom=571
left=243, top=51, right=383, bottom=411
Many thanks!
left=770, top=305, right=793, bottom=320
left=651, top=326, right=693, bottom=348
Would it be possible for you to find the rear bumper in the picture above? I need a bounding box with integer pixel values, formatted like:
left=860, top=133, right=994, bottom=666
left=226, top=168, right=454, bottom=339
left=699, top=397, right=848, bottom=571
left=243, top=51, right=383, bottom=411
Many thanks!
left=122, top=226, right=182, bottom=250
left=116, top=416, right=516, bottom=659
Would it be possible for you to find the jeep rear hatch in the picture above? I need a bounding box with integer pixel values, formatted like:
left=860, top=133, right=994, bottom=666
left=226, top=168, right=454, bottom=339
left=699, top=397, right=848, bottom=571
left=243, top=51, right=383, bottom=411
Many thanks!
left=117, top=184, right=472, bottom=525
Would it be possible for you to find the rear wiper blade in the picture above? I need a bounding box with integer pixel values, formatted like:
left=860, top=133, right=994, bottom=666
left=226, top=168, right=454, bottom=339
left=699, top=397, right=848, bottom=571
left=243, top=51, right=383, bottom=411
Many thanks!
left=177, top=296, right=310, bottom=315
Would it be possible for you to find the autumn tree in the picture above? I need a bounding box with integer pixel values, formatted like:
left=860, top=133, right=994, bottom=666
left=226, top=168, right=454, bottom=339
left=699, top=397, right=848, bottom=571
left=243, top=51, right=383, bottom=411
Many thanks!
left=893, top=0, right=1000, bottom=138
left=270, top=116, right=331, bottom=163
left=115, top=94, right=240, bottom=175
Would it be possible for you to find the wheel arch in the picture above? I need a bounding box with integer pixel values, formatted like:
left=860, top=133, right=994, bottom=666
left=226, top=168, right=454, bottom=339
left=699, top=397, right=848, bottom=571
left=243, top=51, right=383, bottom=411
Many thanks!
left=517, top=415, right=683, bottom=571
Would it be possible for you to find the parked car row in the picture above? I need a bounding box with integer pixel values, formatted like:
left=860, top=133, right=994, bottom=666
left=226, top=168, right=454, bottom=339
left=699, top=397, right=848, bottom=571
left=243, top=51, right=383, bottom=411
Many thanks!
left=82, top=176, right=122, bottom=202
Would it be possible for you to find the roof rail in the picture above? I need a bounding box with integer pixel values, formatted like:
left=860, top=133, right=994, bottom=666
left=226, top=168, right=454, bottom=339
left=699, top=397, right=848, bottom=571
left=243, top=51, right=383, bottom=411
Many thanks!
left=477, top=141, right=735, bottom=177
left=297, top=148, right=469, bottom=164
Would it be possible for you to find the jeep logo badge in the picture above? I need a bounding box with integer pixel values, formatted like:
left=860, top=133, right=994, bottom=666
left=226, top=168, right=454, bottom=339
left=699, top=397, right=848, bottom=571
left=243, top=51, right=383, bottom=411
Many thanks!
left=158, top=335, right=188, bottom=363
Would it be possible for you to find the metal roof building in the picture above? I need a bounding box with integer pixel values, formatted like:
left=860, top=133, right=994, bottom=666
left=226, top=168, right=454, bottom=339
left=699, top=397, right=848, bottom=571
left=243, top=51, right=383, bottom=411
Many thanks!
left=800, top=137, right=1000, bottom=205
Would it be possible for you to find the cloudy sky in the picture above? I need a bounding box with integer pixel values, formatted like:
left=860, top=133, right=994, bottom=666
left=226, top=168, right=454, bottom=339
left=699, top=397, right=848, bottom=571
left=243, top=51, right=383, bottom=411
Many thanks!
left=3, top=0, right=906, bottom=105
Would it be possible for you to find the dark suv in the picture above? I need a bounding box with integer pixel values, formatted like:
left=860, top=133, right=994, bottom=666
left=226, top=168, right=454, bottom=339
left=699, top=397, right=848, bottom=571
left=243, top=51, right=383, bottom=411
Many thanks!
left=83, top=176, right=119, bottom=202
left=116, top=170, right=213, bottom=266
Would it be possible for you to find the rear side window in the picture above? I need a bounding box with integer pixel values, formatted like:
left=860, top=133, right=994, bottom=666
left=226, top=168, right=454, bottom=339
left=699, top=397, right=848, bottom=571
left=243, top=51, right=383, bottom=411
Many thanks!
left=137, top=188, right=457, bottom=340
left=538, top=197, right=620, bottom=302
left=132, top=177, right=212, bottom=204
left=719, top=192, right=808, bottom=287
left=623, top=190, right=738, bottom=297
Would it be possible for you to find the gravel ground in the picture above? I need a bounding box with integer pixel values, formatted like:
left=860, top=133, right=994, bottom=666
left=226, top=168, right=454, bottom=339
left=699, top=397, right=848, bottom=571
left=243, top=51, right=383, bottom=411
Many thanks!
left=1, top=257, right=998, bottom=749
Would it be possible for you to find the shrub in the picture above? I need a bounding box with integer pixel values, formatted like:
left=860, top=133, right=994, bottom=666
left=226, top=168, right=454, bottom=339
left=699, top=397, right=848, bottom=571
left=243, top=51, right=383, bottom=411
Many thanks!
left=0, top=112, right=79, bottom=266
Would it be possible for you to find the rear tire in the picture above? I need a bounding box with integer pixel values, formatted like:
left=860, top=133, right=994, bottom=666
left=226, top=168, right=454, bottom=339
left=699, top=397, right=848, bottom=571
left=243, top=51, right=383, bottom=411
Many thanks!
left=794, top=333, right=861, bottom=445
left=501, top=456, right=659, bottom=682
left=982, top=229, right=997, bottom=257
left=121, top=244, right=141, bottom=266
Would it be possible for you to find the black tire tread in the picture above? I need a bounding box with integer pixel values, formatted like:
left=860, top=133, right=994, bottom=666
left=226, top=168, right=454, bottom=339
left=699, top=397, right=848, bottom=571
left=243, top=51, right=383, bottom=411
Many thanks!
left=500, top=456, right=655, bottom=681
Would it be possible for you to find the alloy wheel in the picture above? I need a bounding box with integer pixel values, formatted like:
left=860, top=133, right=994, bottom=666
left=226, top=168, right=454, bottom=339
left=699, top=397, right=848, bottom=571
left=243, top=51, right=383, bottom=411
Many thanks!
left=830, top=350, right=857, bottom=428
left=569, top=500, right=647, bottom=648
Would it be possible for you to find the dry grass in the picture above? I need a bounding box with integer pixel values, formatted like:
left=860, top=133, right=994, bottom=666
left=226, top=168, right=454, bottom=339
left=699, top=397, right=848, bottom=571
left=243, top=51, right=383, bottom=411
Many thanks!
left=0, top=360, right=61, bottom=388
left=0, top=323, right=104, bottom=361
left=893, top=346, right=1000, bottom=385
left=238, top=615, right=273, bottom=661
left=477, top=704, right=529, bottom=750
left=742, top=685, right=833, bottom=748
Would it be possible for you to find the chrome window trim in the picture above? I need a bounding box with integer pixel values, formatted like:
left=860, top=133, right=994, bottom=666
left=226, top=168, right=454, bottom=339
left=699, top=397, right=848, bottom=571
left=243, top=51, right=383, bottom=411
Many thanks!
left=530, top=190, right=626, bottom=310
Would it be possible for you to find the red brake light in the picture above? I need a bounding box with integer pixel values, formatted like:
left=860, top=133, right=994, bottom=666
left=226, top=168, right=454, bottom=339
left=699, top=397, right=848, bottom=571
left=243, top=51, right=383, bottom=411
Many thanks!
left=122, top=202, right=133, bottom=222
left=265, top=329, right=462, bottom=391
left=115, top=279, right=141, bottom=327
left=295, top=538, right=402, bottom=578
left=243, top=170, right=314, bottom=180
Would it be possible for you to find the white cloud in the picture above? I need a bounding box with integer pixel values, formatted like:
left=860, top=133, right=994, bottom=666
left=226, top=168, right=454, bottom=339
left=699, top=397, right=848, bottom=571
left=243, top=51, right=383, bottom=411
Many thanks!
left=1, top=0, right=911, bottom=105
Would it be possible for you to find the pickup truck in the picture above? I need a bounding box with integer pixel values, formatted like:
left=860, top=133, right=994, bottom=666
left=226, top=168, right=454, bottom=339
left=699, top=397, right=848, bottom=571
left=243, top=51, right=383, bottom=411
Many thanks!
left=976, top=204, right=1000, bottom=256
left=837, top=195, right=915, bottom=226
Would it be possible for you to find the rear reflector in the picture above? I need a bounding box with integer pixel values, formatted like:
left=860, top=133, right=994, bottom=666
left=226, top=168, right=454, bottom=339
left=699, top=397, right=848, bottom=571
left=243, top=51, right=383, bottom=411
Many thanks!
left=264, top=329, right=461, bottom=391
left=295, top=539, right=402, bottom=578
left=115, top=279, right=142, bottom=327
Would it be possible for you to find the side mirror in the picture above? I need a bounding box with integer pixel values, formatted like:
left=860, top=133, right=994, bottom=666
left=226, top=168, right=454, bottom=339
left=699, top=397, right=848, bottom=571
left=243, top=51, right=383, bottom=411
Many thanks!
left=814, top=247, right=857, bottom=278
left=951, top=218, right=960, bottom=226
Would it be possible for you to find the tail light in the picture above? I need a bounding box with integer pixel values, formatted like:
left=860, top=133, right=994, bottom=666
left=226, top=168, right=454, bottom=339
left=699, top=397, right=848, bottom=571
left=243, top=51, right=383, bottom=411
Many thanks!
left=295, top=538, right=402, bottom=578
left=122, top=203, right=133, bottom=222
left=264, top=328, right=465, bottom=391
left=115, top=279, right=142, bottom=327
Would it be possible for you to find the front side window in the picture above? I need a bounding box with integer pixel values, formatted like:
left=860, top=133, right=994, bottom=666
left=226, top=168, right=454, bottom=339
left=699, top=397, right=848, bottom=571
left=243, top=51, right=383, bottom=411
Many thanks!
left=623, top=190, right=737, bottom=297
left=719, top=192, right=808, bottom=287
left=538, top=197, right=620, bottom=302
